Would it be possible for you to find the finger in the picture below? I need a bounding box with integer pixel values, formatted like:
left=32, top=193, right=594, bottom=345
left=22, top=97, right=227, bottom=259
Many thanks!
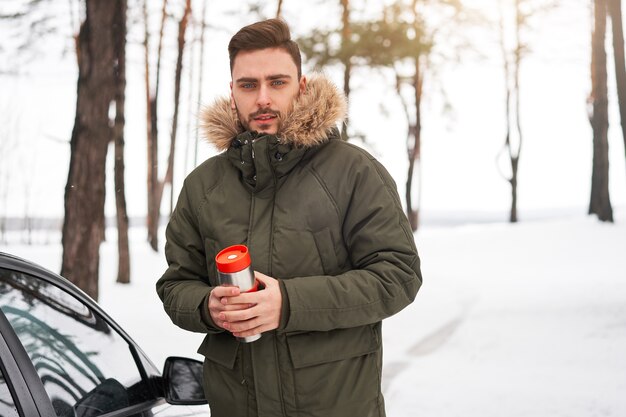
left=209, top=297, right=249, bottom=324
left=253, top=271, right=274, bottom=286
left=222, top=317, right=261, bottom=333
left=211, top=286, right=241, bottom=298
left=210, top=301, right=251, bottom=315
left=223, top=292, right=261, bottom=305
left=220, top=303, right=254, bottom=311
left=232, top=324, right=271, bottom=338
left=220, top=305, right=259, bottom=323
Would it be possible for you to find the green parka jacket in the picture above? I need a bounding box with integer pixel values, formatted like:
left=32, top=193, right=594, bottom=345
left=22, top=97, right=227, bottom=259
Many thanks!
left=156, top=75, right=422, bottom=417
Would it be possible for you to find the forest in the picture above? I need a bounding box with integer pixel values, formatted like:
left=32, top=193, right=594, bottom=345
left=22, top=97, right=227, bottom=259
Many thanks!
left=1, top=0, right=625, bottom=299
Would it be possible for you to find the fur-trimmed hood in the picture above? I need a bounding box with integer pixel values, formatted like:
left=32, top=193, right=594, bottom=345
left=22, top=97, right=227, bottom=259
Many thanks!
left=199, top=74, right=347, bottom=152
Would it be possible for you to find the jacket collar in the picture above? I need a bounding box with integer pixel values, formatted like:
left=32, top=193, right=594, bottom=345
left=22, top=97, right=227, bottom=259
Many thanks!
left=199, top=74, right=347, bottom=152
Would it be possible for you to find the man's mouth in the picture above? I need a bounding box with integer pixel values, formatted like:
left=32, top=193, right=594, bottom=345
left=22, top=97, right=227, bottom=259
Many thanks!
left=254, top=114, right=277, bottom=122
left=250, top=109, right=280, bottom=123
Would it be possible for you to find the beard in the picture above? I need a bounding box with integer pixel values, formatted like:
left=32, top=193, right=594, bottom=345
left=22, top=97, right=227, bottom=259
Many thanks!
left=235, top=106, right=282, bottom=133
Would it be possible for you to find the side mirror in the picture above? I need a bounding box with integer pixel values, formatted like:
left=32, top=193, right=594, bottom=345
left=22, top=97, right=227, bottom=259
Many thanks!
left=162, top=356, right=207, bottom=405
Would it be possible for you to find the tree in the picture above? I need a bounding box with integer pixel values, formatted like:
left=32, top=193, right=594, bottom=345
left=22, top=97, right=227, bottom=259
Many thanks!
left=194, top=0, right=209, bottom=167
left=607, top=0, right=626, bottom=167
left=276, top=0, right=284, bottom=17
left=113, top=0, right=130, bottom=284
left=158, top=0, right=192, bottom=216
left=497, top=0, right=524, bottom=223
left=144, top=0, right=168, bottom=251
left=297, top=0, right=355, bottom=142
left=344, top=1, right=464, bottom=231
left=2, top=0, right=131, bottom=281
left=340, top=0, right=351, bottom=141
left=61, top=0, right=124, bottom=300
left=496, top=0, right=558, bottom=223
left=589, top=0, right=613, bottom=221
left=144, top=0, right=193, bottom=251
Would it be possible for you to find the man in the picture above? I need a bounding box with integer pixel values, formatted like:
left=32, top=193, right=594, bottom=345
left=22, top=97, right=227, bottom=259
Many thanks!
left=157, top=18, right=421, bottom=417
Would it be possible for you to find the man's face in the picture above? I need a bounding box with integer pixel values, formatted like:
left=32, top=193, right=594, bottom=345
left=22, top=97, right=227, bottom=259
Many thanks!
left=230, top=47, right=306, bottom=135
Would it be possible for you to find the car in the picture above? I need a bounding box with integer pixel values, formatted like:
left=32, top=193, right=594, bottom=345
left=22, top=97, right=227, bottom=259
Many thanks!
left=0, top=252, right=210, bottom=417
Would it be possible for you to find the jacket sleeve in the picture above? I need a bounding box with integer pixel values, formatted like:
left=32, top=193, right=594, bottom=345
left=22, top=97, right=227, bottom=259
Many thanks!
left=156, top=180, right=223, bottom=334
left=279, top=155, right=422, bottom=333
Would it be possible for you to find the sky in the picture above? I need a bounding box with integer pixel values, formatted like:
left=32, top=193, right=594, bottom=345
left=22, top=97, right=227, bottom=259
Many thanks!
left=0, top=0, right=625, bottom=226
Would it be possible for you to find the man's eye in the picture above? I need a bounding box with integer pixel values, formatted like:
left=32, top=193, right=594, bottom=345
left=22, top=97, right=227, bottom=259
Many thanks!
left=241, top=83, right=255, bottom=89
left=271, top=80, right=286, bottom=86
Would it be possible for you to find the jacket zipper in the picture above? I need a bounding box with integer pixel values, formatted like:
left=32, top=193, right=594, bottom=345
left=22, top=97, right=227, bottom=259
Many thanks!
left=269, top=144, right=287, bottom=416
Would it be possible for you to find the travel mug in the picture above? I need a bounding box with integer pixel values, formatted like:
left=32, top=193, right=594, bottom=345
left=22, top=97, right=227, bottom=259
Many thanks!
left=215, top=244, right=261, bottom=343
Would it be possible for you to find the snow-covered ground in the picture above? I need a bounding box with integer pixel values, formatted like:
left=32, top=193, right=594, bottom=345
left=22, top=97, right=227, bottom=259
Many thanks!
left=2, top=209, right=625, bottom=417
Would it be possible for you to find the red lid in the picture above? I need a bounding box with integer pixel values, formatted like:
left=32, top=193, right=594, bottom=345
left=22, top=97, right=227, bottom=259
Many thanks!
left=215, top=245, right=251, bottom=273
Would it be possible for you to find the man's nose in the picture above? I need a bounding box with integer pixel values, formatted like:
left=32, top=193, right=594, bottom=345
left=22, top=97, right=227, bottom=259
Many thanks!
left=256, top=85, right=271, bottom=107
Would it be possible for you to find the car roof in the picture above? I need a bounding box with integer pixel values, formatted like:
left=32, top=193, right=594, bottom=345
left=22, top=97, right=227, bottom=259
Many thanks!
left=0, top=251, right=98, bottom=306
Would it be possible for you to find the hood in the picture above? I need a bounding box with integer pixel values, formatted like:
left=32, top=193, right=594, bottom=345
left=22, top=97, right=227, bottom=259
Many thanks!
left=199, top=74, right=347, bottom=152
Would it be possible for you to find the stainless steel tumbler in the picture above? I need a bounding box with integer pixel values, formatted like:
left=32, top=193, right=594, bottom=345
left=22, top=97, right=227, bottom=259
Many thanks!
left=215, top=244, right=261, bottom=343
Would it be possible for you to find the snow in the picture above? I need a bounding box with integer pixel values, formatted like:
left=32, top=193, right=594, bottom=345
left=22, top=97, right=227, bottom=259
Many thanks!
left=383, top=212, right=626, bottom=416
left=2, top=209, right=625, bottom=416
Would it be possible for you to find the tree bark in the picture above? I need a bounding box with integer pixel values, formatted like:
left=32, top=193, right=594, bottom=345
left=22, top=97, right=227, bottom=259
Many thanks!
left=194, top=0, right=209, bottom=167
left=156, top=0, right=191, bottom=218
left=146, top=0, right=168, bottom=251
left=340, top=0, right=351, bottom=141
left=142, top=0, right=153, bottom=248
left=608, top=0, right=626, bottom=165
left=498, top=1, right=514, bottom=222
left=406, top=57, right=422, bottom=232
left=404, top=0, right=424, bottom=232
left=497, top=0, right=524, bottom=223
left=61, top=0, right=118, bottom=300
left=510, top=0, right=523, bottom=223
left=589, top=0, right=613, bottom=221
left=113, top=0, right=130, bottom=284
left=276, top=0, right=284, bottom=18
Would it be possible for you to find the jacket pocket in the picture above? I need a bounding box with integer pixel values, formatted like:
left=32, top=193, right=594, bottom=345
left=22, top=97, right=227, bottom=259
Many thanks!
left=287, top=325, right=378, bottom=368
left=312, top=227, right=339, bottom=275
left=197, top=332, right=239, bottom=369
left=201, top=337, right=247, bottom=416
left=286, top=326, right=380, bottom=411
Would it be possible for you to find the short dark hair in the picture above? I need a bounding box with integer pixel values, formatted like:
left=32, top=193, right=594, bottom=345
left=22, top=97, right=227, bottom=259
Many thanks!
left=228, top=19, right=302, bottom=79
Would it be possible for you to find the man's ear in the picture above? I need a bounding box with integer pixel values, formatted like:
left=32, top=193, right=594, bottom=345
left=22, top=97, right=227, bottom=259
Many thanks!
left=299, top=75, right=307, bottom=94
left=230, top=81, right=236, bottom=110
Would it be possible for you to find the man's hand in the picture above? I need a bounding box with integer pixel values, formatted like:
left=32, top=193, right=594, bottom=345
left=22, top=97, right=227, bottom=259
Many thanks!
left=217, top=271, right=283, bottom=338
left=208, top=286, right=252, bottom=330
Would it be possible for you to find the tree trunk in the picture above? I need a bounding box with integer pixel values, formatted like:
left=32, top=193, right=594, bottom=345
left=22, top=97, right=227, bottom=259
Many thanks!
left=61, top=0, right=118, bottom=301
left=510, top=0, right=523, bottom=223
left=142, top=0, right=152, bottom=248
left=146, top=0, right=168, bottom=251
left=406, top=58, right=422, bottom=232
left=113, top=0, right=130, bottom=284
left=589, top=0, right=613, bottom=221
left=498, top=1, right=514, bottom=222
left=194, top=0, right=209, bottom=167
left=510, top=156, right=519, bottom=222
left=156, top=0, right=191, bottom=217
left=184, top=9, right=195, bottom=176
left=497, top=0, right=523, bottom=223
left=608, top=0, right=626, bottom=165
left=276, top=0, right=284, bottom=18
left=340, top=0, right=351, bottom=141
